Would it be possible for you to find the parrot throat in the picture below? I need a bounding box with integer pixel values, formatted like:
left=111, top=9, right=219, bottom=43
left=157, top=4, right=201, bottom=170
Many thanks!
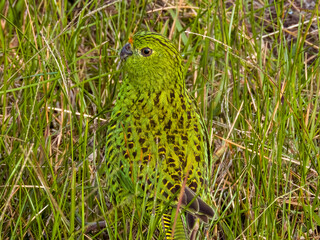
left=125, top=61, right=184, bottom=93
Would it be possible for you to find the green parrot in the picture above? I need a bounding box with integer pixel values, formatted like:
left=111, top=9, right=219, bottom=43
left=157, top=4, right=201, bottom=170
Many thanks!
left=105, top=31, right=214, bottom=239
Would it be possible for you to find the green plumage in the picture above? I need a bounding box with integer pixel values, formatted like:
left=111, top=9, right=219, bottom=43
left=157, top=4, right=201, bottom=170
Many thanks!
left=106, top=31, right=214, bottom=239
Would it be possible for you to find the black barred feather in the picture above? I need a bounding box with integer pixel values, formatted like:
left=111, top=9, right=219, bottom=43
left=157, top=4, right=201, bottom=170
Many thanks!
left=106, top=31, right=215, bottom=239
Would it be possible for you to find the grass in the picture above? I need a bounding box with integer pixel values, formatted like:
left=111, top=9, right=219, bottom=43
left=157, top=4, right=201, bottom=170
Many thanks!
left=1, top=0, right=320, bottom=239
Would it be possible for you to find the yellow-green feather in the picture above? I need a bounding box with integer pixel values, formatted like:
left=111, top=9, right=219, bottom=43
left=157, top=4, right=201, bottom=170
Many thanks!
left=106, top=31, right=214, bottom=238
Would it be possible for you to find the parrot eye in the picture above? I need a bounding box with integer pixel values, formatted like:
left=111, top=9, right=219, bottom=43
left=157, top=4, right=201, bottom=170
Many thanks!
left=141, top=48, right=152, bottom=57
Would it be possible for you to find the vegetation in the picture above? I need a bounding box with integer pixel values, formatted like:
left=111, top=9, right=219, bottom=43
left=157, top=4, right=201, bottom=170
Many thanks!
left=0, top=0, right=319, bottom=239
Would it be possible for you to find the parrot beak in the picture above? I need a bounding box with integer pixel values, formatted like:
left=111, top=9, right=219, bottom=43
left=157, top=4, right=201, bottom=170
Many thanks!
left=120, top=43, right=133, bottom=60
